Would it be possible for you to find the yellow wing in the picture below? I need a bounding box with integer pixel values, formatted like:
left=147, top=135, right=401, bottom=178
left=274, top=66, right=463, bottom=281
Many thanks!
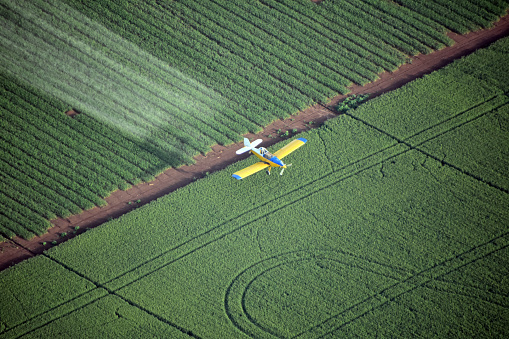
left=232, top=162, right=269, bottom=180
left=273, top=138, right=307, bottom=159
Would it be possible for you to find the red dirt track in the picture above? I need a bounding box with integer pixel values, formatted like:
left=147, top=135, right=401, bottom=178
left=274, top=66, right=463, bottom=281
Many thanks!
left=1, top=15, right=508, bottom=271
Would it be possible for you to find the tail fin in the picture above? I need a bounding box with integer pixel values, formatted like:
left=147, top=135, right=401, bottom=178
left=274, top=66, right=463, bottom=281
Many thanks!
left=236, top=138, right=263, bottom=154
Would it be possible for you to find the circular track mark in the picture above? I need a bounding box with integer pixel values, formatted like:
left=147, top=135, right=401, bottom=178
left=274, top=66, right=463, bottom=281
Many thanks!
left=224, top=250, right=409, bottom=338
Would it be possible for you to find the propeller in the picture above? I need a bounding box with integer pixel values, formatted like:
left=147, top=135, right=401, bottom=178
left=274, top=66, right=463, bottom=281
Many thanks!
left=280, top=163, right=292, bottom=175
left=236, top=138, right=263, bottom=154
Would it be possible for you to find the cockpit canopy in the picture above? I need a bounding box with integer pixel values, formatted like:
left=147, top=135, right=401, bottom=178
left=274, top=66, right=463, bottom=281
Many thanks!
left=259, top=147, right=274, bottom=159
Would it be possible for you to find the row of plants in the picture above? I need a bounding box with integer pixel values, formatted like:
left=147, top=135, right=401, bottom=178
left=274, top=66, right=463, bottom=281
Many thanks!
left=0, top=138, right=101, bottom=210
left=0, top=111, right=118, bottom=197
left=268, top=0, right=407, bottom=70
left=0, top=78, right=109, bottom=237
left=63, top=0, right=298, bottom=124
left=4, top=87, right=150, bottom=183
left=243, top=0, right=402, bottom=77
left=321, top=2, right=429, bottom=56
left=0, top=81, right=143, bottom=187
left=0, top=192, right=50, bottom=238
left=36, top=0, right=260, bottom=135
left=0, top=49, right=191, bottom=167
left=121, top=0, right=342, bottom=104
left=392, top=0, right=505, bottom=34
left=351, top=0, right=450, bottom=35
left=56, top=0, right=474, bottom=124
left=260, top=0, right=437, bottom=57
left=1, top=3, right=225, bottom=156
left=57, top=0, right=508, bottom=126
left=467, top=0, right=509, bottom=17
left=197, top=0, right=375, bottom=86
left=0, top=93, right=138, bottom=188
left=171, top=0, right=349, bottom=96
left=22, top=0, right=251, bottom=148
left=340, top=0, right=453, bottom=51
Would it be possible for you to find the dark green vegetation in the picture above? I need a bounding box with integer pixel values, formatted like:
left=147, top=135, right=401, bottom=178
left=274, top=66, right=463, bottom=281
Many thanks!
left=1, top=36, right=508, bottom=338
left=1, top=0, right=507, bottom=240
left=336, top=94, right=370, bottom=113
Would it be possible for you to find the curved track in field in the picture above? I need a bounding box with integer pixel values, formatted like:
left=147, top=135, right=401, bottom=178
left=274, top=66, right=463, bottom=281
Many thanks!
left=1, top=15, right=508, bottom=271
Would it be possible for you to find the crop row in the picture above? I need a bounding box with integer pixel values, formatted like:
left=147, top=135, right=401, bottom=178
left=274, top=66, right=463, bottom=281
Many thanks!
left=170, top=0, right=348, bottom=97
left=37, top=0, right=260, bottom=135
left=261, top=0, right=407, bottom=71
left=258, top=0, right=441, bottom=60
left=17, top=0, right=250, bottom=147
left=0, top=105, right=124, bottom=196
left=56, top=0, right=508, bottom=127
left=0, top=145, right=94, bottom=240
left=1, top=2, right=227, bottom=154
left=142, top=0, right=327, bottom=106
left=0, top=73, right=138, bottom=238
left=61, top=0, right=452, bottom=117
left=121, top=0, right=320, bottom=111
left=0, top=190, right=51, bottom=238
left=124, top=0, right=345, bottom=103
left=209, top=0, right=376, bottom=86
left=467, top=0, right=509, bottom=17
left=0, top=85, right=144, bottom=185
left=62, top=0, right=305, bottom=123
left=321, top=2, right=429, bottom=56
left=0, top=155, right=80, bottom=217
left=182, top=0, right=371, bottom=87
left=0, top=128, right=103, bottom=209
left=0, top=70, right=170, bottom=178
left=0, top=47, right=194, bottom=167
left=393, top=0, right=504, bottom=34
left=341, top=0, right=454, bottom=50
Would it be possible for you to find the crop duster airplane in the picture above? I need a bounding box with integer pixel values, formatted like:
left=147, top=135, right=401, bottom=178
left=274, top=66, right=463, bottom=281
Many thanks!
left=232, top=137, right=307, bottom=180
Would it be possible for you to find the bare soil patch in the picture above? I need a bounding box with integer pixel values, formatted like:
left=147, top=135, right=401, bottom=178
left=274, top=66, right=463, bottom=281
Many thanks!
left=1, top=15, right=508, bottom=271
left=65, top=109, right=80, bottom=117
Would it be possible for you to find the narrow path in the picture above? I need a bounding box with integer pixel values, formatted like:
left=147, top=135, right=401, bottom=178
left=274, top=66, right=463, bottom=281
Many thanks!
left=1, top=15, right=508, bottom=271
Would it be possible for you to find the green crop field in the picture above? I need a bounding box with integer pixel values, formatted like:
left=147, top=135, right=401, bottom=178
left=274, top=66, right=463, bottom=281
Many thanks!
left=1, top=0, right=508, bottom=241
left=1, top=36, right=508, bottom=338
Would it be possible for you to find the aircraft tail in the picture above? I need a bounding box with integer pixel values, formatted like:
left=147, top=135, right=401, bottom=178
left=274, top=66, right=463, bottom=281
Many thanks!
left=236, top=138, right=262, bottom=154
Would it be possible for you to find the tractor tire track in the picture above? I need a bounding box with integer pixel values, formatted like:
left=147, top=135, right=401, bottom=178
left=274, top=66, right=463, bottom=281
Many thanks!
left=294, top=232, right=509, bottom=339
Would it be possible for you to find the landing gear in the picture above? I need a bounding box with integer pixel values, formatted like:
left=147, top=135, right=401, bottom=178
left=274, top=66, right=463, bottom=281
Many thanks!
left=266, top=168, right=271, bottom=175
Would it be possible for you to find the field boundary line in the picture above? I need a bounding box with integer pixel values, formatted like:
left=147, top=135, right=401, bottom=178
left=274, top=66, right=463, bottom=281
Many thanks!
left=0, top=249, right=202, bottom=339
left=293, top=232, right=509, bottom=338
left=429, top=278, right=509, bottom=309
left=0, top=284, right=203, bottom=339
left=405, top=94, right=508, bottom=146
left=343, top=97, right=509, bottom=194
left=105, top=143, right=409, bottom=291
left=0, top=288, right=108, bottom=339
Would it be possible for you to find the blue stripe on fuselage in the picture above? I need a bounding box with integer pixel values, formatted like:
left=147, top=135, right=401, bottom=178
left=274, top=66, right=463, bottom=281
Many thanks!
left=269, top=156, right=284, bottom=167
